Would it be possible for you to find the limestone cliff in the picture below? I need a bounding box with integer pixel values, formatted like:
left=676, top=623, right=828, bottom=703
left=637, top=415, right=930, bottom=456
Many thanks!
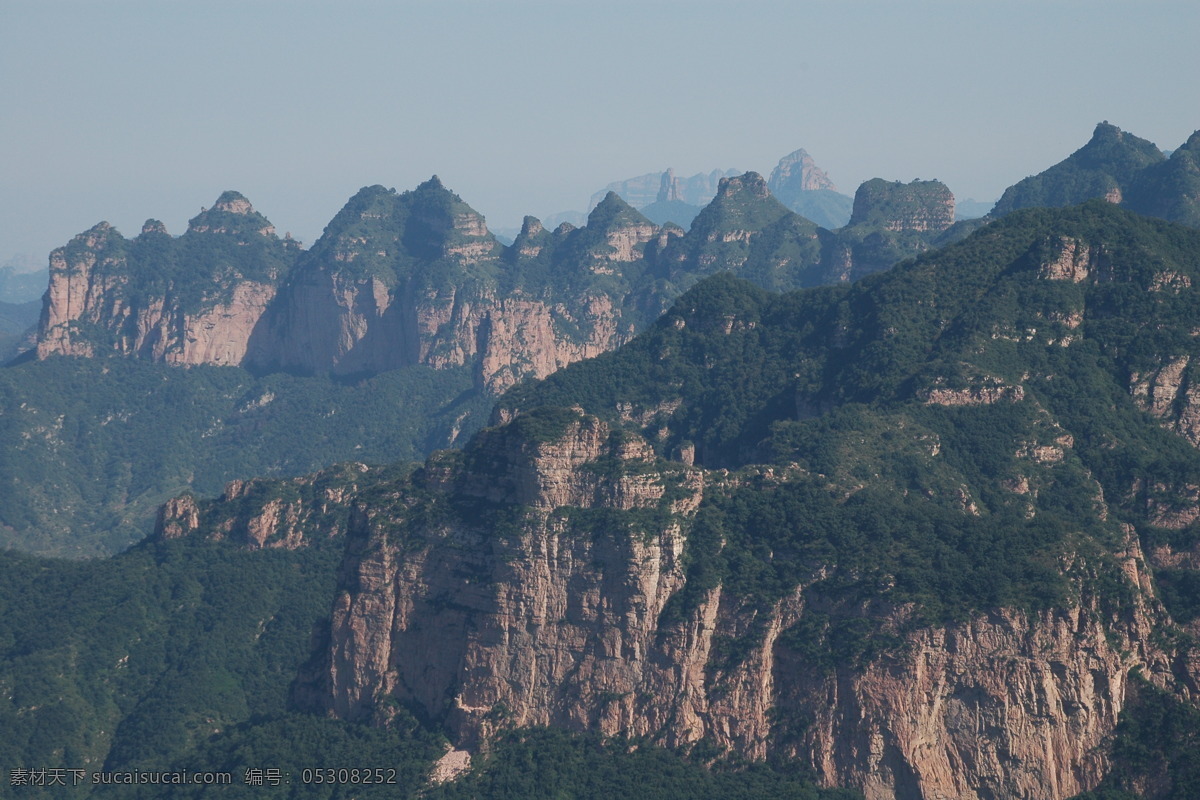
left=33, top=181, right=665, bottom=394
left=155, top=461, right=385, bottom=550
left=295, top=408, right=1183, bottom=800
left=848, top=179, right=956, bottom=233
left=32, top=175, right=962, bottom=388
left=244, top=180, right=499, bottom=378
left=789, top=595, right=1164, bottom=800
left=248, top=184, right=659, bottom=393
left=36, top=221, right=127, bottom=359
left=36, top=192, right=296, bottom=363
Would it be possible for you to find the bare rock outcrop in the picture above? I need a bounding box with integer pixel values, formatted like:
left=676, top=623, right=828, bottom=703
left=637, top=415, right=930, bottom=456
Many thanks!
left=36, top=222, right=125, bottom=359
left=476, top=295, right=625, bottom=394
left=849, top=179, right=956, bottom=233
left=921, top=379, right=1025, bottom=406
left=154, top=464, right=374, bottom=550
left=1038, top=236, right=1103, bottom=283
left=1131, top=355, right=1200, bottom=448
left=36, top=194, right=293, bottom=364
left=791, top=591, right=1164, bottom=800
left=302, top=412, right=1176, bottom=800
left=244, top=183, right=652, bottom=391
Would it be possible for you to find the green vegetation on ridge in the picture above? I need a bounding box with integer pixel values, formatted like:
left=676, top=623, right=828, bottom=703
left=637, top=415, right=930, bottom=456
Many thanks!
left=992, top=122, right=1165, bottom=217
left=0, top=358, right=483, bottom=555
left=498, top=201, right=1200, bottom=651
left=0, top=535, right=450, bottom=799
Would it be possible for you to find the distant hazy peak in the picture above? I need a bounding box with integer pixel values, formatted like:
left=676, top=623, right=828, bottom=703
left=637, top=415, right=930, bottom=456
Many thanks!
left=592, top=168, right=739, bottom=210
left=657, top=169, right=682, bottom=203
left=768, top=148, right=838, bottom=194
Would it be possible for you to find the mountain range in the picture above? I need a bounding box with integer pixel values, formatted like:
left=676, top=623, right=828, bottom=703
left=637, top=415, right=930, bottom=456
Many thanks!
left=3, top=123, right=1200, bottom=799
left=10, top=166, right=967, bottom=555
left=992, top=122, right=1200, bottom=227
left=586, top=148, right=858, bottom=231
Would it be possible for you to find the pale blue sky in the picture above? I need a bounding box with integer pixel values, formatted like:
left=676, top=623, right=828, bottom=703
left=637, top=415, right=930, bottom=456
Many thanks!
left=2, top=0, right=1198, bottom=262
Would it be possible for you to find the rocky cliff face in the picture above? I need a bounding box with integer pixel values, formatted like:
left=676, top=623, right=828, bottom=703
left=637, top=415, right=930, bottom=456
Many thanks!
left=248, top=184, right=660, bottom=392
left=36, top=192, right=296, bottom=363
left=36, top=222, right=126, bottom=359
left=792, top=590, right=1164, bottom=800
left=293, top=408, right=1180, bottom=800
left=32, top=174, right=971, bottom=388
left=474, top=294, right=624, bottom=393
left=244, top=180, right=497, bottom=378
left=36, top=182, right=666, bottom=394
left=155, top=462, right=381, bottom=550
left=849, top=179, right=956, bottom=233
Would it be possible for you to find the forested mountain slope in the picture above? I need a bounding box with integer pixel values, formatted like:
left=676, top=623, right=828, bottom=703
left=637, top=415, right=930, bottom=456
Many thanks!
left=7, top=201, right=1200, bottom=798
left=7, top=171, right=962, bottom=555
left=173, top=201, right=1200, bottom=799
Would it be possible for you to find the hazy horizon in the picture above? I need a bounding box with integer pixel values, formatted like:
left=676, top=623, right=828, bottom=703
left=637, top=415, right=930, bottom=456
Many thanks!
left=3, top=0, right=1198, bottom=264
